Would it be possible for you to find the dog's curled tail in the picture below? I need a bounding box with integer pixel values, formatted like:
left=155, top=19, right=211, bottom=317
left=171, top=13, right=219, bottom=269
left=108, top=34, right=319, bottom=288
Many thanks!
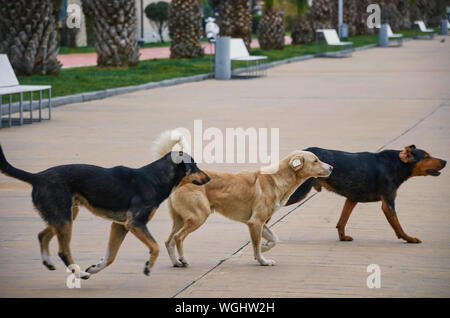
left=285, top=177, right=315, bottom=206
left=0, top=145, right=36, bottom=184
left=152, top=129, right=188, bottom=159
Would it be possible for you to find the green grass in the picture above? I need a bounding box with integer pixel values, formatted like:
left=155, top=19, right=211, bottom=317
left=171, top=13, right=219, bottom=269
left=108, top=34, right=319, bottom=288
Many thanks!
left=58, top=41, right=172, bottom=55
left=58, top=38, right=214, bottom=55
left=5, top=29, right=419, bottom=104
left=11, top=57, right=212, bottom=103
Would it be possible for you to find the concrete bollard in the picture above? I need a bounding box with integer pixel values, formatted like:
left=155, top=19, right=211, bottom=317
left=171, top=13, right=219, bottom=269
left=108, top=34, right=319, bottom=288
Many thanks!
left=441, top=19, right=449, bottom=35
left=379, top=24, right=389, bottom=47
left=339, top=24, right=348, bottom=40
left=215, top=36, right=231, bottom=80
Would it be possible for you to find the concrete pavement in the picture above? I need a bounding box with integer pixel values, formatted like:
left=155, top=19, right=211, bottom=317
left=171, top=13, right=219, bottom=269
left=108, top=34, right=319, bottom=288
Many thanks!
left=1, top=37, right=449, bottom=297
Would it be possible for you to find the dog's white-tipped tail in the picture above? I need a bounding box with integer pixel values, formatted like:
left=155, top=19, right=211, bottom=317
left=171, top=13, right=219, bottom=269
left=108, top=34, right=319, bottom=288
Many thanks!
left=152, top=130, right=188, bottom=158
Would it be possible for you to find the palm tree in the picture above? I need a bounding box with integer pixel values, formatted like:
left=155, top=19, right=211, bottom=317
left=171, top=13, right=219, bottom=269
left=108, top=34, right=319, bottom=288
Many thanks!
left=258, top=0, right=285, bottom=50
left=215, top=0, right=252, bottom=49
left=84, top=0, right=140, bottom=67
left=0, top=0, right=61, bottom=75
left=290, top=0, right=312, bottom=45
left=168, top=0, right=204, bottom=59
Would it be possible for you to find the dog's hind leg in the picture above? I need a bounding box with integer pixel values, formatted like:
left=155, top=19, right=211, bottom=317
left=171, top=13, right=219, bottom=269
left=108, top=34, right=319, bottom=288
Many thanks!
left=54, top=223, right=91, bottom=280
left=381, top=198, right=421, bottom=243
left=165, top=212, right=184, bottom=267
left=261, top=224, right=279, bottom=253
left=336, top=198, right=357, bottom=241
left=38, top=226, right=56, bottom=270
left=86, top=222, right=128, bottom=275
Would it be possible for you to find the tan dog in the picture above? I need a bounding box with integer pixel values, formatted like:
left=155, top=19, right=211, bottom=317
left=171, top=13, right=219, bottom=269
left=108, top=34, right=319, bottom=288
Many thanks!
left=163, top=139, right=334, bottom=267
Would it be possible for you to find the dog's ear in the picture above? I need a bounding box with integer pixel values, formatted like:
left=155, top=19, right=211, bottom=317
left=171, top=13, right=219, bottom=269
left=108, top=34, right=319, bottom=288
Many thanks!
left=399, top=146, right=415, bottom=163
left=289, top=156, right=303, bottom=171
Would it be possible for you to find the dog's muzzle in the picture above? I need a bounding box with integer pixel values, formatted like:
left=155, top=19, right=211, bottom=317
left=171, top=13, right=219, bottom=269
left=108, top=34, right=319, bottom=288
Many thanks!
left=322, top=162, right=334, bottom=177
left=192, top=173, right=210, bottom=185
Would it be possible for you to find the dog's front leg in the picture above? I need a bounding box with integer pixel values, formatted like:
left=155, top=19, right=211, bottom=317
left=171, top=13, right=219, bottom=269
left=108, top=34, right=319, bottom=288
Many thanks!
left=86, top=222, right=128, bottom=275
left=247, top=219, right=275, bottom=266
left=127, top=222, right=160, bottom=276
left=261, top=224, right=279, bottom=253
left=381, top=198, right=421, bottom=243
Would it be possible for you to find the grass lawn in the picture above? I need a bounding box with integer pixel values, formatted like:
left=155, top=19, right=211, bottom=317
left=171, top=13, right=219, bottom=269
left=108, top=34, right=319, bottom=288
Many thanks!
left=5, top=29, right=419, bottom=104
left=58, top=41, right=171, bottom=54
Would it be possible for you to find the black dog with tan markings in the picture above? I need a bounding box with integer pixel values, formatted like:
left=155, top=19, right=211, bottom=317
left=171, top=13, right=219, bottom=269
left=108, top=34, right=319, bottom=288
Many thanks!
left=286, top=145, right=446, bottom=243
left=0, top=140, right=209, bottom=279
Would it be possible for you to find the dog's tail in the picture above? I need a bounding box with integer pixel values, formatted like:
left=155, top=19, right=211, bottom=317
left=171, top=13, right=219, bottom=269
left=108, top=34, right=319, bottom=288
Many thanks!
left=0, top=145, right=36, bottom=184
left=152, top=129, right=188, bottom=159
left=285, top=177, right=315, bottom=206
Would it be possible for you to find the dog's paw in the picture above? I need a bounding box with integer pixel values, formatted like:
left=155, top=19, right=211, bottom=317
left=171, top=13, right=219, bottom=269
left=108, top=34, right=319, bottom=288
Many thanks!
left=339, top=235, right=353, bottom=242
left=406, top=237, right=422, bottom=244
left=85, top=264, right=100, bottom=274
left=178, top=256, right=189, bottom=267
left=78, top=271, right=91, bottom=280
left=143, top=261, right=151, bottom=276
left=172, top=260, right=185, bottom=268
left=259, top=259, right=276, bottom=266
left=43, top=261, right=56, bottom=271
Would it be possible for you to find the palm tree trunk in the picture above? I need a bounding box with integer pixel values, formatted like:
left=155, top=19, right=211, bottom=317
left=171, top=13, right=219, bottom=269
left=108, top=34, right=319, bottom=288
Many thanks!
left=217, top=0, right=252, bottom=49
left=85, top=0, right=140, bottom=67
left=169, top=0, right=204, bottom=59
left=0, top=0, right=61, bottom=75
left=258, top=7, right=285, bottom=50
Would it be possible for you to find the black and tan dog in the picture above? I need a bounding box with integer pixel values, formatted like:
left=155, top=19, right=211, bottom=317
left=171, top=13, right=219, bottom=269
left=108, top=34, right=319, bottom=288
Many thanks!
left=286, top=145, right=446, bottom=243
left=0, top=139, right=209, bottom=279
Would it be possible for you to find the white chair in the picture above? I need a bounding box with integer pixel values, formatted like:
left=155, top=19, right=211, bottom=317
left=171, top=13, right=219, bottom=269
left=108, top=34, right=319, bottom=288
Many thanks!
left=0, top=54, right=51, bottom=128
left=414, top=21, right=435, bottom=39
left=315, top=29, right=353, bottom=57
left=230, top=38, right=267, bottom=77
left=387, top=24, right=403, bottom=46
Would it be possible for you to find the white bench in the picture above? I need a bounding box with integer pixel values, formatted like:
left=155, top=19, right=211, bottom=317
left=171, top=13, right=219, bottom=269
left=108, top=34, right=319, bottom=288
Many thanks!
left=230, top=38, right=267, bottom=77
left=315, top=29, right=353, bottom=57
left=414, top=21, right=435, bottom=39
left=387, top=24, right=403, bottom=46
left=0, top=54, right=51, bottom=128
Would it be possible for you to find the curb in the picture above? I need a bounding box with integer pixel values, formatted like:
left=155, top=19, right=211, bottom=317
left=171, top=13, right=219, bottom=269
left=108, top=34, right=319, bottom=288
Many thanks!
left=1, top=73, right=214, bottom=114
left=1, top=40, right=408, bottom=115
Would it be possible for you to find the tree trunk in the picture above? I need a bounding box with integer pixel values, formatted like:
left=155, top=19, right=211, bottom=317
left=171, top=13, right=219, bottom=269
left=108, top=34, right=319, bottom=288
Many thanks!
left=0, top=0, right=62, bottom=75
left=85, top=0, right=140, bottom=67
left=217, top=0, right=252, bottom=50
left=258, top=8, right=285, bottom=50
left=169, top=0, right=204, bottom=59
left=291, top=16, right=314, bottom=45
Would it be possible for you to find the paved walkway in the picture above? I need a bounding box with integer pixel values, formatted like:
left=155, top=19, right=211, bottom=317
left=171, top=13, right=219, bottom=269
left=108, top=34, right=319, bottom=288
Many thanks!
left=1, top=37, right=449, bottom=297
left=57, top=37, right=292, bottom=68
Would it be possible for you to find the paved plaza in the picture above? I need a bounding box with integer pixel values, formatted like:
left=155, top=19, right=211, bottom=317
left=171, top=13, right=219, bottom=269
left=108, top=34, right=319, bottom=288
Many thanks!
left=0, top=37, right=449, bottom=297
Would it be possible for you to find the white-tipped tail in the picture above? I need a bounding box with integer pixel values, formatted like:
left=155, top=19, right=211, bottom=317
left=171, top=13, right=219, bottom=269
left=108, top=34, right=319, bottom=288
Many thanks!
left=152, top=129, right=188, bottom=158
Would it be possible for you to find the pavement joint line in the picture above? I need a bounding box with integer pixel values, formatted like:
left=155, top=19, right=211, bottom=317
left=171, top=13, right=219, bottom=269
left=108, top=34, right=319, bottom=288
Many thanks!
left=171, top=99, right=449, bottom=298
left=376, top=99, right=449, bottom=152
